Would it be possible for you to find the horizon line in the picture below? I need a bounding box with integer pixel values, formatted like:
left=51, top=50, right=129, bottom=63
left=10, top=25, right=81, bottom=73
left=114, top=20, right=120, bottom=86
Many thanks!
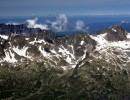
left=1, top=14, right=130, bottom=18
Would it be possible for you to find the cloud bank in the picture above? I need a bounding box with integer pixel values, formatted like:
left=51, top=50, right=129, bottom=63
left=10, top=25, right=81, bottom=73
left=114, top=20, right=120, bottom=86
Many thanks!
left=25, top=13, right=89, bottom=33
left=26, top=14, right=68, bottom=32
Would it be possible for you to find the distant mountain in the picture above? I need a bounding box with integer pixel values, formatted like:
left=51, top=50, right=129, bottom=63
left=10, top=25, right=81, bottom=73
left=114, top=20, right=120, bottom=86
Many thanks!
left=0, top=23, right=42, bottom=36
left=0, top=24, right=130, bottom=99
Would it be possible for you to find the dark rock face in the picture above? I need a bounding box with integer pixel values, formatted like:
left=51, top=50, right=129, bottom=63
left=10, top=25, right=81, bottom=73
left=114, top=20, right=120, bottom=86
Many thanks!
left=10, top=35, right=27, bottom=49
left=55, top=33, right=97, bottom=59
left=0, top=38, right=8, bottom=57
left=0, top=45, right=5, bottom=57
left=36, top=30, right=55, bottom=44
left=55, top=33, right=96, bottom=46
left=97, top=25, right=127, bottom=41
left=27, top=45, right=41, bottom=57
left=106, top=25, right=127, bottom=41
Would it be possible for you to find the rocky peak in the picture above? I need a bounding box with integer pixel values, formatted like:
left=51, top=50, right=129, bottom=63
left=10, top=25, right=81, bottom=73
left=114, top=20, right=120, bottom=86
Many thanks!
left=97, top=25, right=127, bottom=41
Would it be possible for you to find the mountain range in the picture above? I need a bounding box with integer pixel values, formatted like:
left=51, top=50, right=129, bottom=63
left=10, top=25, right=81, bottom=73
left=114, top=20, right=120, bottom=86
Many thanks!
left=0, top=23, right=130, bottom=99
left=0, top=24, right=130, bottom=67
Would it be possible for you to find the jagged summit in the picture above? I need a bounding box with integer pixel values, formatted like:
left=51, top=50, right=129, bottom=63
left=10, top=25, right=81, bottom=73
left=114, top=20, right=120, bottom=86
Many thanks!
left=97, top=25, right=127, bottom=41
left=107, top=25, right=127, bottom=41
left=109, top=25, right=125, bottom=32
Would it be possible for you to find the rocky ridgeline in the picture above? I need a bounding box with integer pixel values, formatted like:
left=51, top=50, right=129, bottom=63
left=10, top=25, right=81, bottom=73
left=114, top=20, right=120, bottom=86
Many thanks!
left=0, top=24, right=129, bottom=68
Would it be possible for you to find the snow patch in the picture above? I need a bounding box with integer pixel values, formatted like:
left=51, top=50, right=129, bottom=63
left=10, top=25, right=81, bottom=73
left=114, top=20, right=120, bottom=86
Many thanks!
left=50, top=49, right=57, bottom=54
left=71, top=65, right=76, bottom=68
left=91, top=33, right=130, bottom=50
left=65, top=55, right=72, bottom=64
left=25, top=38, right=29, bottom=40
left=4, top=50, right=17, bottom=62
left=12, top=46, right=28, bottom=57
left=58, top=46, right=75, bottom=64
left=61, top=66, right=67, bottom=70
left=112, top=28, right=117, bottom=32
left=39, top=46, right=50, bottom=57
left=80, top=40, right=84, bottom=45
left=109, top=41, right=130, bottom=49
left=0, top=35, right=9, bottom=40
left=90, top=33, right=108, bottom=50
left=127, top=33, right=130, bottom=39
left=30, top=38, right=46, bottom=44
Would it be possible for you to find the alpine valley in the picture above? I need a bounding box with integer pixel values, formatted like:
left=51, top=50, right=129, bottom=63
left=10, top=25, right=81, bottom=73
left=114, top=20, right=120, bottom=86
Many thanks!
left=0, top=23, right=130, bottom=100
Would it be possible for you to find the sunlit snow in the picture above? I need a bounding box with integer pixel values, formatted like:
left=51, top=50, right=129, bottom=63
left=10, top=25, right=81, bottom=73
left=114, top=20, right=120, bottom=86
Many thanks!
left=12, top=46, right=28, bottom=57
left=0, top=35, right=9, bottom=40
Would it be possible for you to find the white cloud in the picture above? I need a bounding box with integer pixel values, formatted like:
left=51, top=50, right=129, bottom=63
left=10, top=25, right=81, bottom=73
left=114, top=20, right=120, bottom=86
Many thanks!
left=34, top=24, right=48, bottom=30
left=75, top=20, right=89, bottom=32
left=57, top=13, right=68, bottom=27
left=26, top=17, right=49, bottom=30
left=26, top=14, right=68, bottom=31
left=26, top=17, right=38, bottom=28
left=75, top=20, right=85, bottom=31
left=46, top=13, right=68, bottom=32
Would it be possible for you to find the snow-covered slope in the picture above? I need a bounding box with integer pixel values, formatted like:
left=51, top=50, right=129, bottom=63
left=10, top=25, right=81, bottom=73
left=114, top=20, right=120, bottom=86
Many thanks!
left=90, top=25, right=130, bottom=68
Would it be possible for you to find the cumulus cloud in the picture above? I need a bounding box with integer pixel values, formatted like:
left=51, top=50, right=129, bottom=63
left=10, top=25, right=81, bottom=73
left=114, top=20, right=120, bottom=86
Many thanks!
left=75, top=20, right=85, bottom=31
left=26, top=17, right=38, bottom=28
left=26, top=17, right=48, bottom=30
left=75, top=20, right=89, bottom=32
left=57, top=13, right=68, bottom=27
left=46, top=13, right=68, bottom=32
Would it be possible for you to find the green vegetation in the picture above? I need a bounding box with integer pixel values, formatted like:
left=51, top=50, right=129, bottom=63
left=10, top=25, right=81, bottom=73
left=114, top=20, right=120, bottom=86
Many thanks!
left=0, top=60, right=130, bottom=100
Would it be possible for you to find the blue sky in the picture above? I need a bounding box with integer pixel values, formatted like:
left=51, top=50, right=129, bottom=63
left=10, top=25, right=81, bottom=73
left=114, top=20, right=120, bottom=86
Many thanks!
left=0, top=0, right=130, bottom=16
